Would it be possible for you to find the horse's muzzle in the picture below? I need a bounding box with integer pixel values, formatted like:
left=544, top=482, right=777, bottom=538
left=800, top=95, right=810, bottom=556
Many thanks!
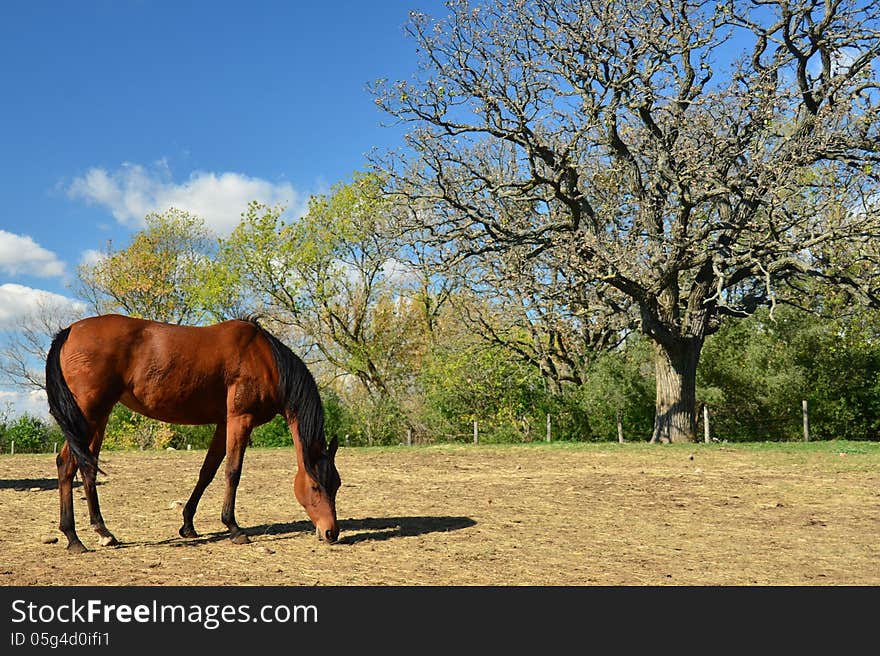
left=317, top=525, right=339, bottom=543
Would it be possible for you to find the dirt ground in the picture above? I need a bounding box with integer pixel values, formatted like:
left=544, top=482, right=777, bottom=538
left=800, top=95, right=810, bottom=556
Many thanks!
left=1, top=442, right=878, bottom=586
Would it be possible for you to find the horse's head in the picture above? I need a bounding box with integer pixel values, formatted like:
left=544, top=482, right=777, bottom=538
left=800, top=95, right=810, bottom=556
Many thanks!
left=294, top=436, right=341, bottom=543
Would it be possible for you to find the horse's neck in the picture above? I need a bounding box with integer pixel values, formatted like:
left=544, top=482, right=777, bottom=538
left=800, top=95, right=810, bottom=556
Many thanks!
left=287, top=416, right=308, bottom=467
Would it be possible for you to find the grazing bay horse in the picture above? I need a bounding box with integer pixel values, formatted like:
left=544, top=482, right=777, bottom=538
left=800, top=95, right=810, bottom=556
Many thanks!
left=45, top=314, right=341, bottom=553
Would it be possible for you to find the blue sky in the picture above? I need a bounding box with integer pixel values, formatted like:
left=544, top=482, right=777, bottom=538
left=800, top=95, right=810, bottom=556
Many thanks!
left=0, top=0, right=447, bottom=413
left=0, top=0, right=446, bottom=309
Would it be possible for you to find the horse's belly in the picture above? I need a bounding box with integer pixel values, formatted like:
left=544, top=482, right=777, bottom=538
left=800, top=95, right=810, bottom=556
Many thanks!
left=119, top=388, right=226, bottom=425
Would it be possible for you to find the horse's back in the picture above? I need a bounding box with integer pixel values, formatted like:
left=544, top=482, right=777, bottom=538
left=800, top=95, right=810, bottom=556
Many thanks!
left=60, top=315, right=278, bottom=424
left=68, top=313, right=150, bottom=341
left=66, top=314, right=260, bottom=356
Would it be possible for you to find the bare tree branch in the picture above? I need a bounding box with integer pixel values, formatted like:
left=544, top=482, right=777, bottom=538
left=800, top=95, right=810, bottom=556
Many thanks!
left=374, top=0, right=880, bottom=442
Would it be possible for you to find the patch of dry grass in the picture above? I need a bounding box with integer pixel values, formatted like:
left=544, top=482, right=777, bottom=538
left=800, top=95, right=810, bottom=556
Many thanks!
left=1, top=442, right=878, bottom=585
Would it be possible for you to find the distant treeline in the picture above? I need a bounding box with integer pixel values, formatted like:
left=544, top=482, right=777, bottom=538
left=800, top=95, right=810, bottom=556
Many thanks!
left=2, top=304, right=877, bottom=454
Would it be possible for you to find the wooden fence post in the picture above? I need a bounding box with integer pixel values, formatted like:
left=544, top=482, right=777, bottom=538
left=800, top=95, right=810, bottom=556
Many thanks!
left=10, top=440, right=14, bottom=456
left=616, top=409, right=624, bottom=443
left=406, top=428, right=412, bottom=447
left=473, top=420, right=479, bottom=445
left=802, top=399, right=810, bottom=442
left=53, top=441, right=58, bottom=455
left=546, top=414, right=551, bottom=443
left=703, top=405, right=710, bottom=444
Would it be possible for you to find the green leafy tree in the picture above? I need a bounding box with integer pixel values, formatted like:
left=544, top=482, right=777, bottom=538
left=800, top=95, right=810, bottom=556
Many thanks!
left=76, top=208, right=241, bottom=324
left=574, top=337, right=656, bottom=441
left=221, top=173, right=435, bottom=435
left=418, top=302, right=550, bottom=442
left=698, top=310, right=808, bottom=441
left=790, top=314, right=880, bottom=441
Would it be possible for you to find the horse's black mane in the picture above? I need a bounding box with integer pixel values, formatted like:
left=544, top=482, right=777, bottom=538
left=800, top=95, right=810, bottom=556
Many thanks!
left=239, top=315, right=334, bottom=489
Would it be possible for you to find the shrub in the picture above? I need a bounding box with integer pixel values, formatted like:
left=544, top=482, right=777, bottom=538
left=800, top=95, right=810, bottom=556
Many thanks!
left=0, top=412, right=63, bottom=453
left=250, top=415, right=290, bottom=447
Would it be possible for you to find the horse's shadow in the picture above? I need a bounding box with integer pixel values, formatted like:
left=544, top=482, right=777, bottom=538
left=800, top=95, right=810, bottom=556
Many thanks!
left=272, top=516, right=478, bottom=545
left=0, top=478, right=86, bottom=491
left=143, top=515, right=476, bottom=548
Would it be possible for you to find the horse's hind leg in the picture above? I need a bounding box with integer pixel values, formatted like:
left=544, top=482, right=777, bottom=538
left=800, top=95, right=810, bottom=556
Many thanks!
left=82, top=418, right=117, bottom=547
left=179, top=423, right=226, bottom=538
left=221, top=415, right=253, bottom=545
left=56, top=411, right=114, bottom=551
left=57, top=443, right=87, bottom=553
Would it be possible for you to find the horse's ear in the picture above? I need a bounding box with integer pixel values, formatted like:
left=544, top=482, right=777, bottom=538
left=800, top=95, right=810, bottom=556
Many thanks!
left=328, top=436, right=339, bottom=459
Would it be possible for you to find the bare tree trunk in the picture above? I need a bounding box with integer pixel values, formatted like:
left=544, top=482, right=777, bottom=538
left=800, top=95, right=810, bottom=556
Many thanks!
left=650, top=339, right=701, bottom=443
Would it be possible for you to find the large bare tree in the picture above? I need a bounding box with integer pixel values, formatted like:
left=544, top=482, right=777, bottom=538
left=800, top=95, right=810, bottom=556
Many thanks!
left=375, top=0, right=880, bottom=442
left=446, top=243, right=632, bottom=395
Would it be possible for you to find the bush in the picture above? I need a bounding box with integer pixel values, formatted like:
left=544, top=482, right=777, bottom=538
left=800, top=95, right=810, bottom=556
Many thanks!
left=322, top=388, right=353, bottom=445
left=417, top=339, right=548, bottom=443
left=104, top=406, right=214, bottom=450
left=0, top=412, right=63, bottom=454
left=171, top=423, right=216, bottom=449
left=573, top=338, right=655, bottom=442
left=337, top=393, right=408, bottom=446
left=785, top=312, right=880, bottom=441
left=699, top=307, right=880, bottom=442
left=250, top=415, right=290, bottom=447
left=697, top=312, right=806, bottom=441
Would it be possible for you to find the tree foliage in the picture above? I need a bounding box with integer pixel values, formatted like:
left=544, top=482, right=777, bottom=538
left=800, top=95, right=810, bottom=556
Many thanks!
left=699, top=305, right=880, bottom=441
left=221, top=173, right=436, bottom=433
left=418, top=309, right=548, bottom=442
left=76, top=208, right=238, bottom=324
left=374, top=0, right=880, bottom=442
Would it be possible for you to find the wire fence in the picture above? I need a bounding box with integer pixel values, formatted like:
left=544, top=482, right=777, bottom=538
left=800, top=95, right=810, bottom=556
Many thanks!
left=0, top=399, right=840, bottom=454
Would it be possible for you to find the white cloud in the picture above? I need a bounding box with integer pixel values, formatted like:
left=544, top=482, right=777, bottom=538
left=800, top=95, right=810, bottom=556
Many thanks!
left=67, top=162, right=305, bottom=234
left=382, top=257, right=418, bottom=286
left=0, top=388, right=49, bottom=419
left=0, top=230, right=66, bottom=278
left=0, top=284, right=85, bottom=329
left=79, top=249, right=106, bottom=267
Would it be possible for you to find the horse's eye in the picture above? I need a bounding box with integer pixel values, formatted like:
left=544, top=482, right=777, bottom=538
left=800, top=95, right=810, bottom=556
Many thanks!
left=311, top=484, right=320, bottom=493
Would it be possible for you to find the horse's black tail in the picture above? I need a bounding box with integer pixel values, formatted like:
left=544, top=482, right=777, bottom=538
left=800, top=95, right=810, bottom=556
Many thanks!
left=45, top=326, right=102, bottom=477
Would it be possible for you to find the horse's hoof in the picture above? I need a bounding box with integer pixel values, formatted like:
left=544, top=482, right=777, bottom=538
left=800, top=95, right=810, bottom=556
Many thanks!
left=66, top=541, right=89, bottom=554
left=98, top=535, right=119, bottom=547
left=231, top=533, right=250, bottom=545
left=179, top=526, right=199, bottom=539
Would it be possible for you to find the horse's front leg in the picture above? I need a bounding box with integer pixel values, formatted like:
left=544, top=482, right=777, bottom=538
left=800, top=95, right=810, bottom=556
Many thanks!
left=221, top=414, right=253, bottom=544
left=179, top=423, right=226, bottom=538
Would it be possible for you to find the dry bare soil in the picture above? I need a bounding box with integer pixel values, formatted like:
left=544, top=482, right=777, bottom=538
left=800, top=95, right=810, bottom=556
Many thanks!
left=1, top=442, right=878, bottom=586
